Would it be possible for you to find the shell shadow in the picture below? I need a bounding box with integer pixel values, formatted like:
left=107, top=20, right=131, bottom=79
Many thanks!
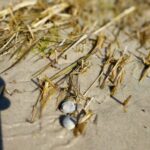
left=59, top=115, right=66, bottom=127
left=0, top=77, right=11, bottom=110
left=0, top=77, right=11, bottom=150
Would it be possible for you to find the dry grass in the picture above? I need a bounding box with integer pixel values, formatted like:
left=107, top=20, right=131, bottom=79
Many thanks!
left=0, top=0, right=150, bottom=136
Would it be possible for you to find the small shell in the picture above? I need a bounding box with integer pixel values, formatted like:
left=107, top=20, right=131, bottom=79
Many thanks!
left=59, top=100, right=76, bottom=113
left=59, top=115, right=76, bottom=130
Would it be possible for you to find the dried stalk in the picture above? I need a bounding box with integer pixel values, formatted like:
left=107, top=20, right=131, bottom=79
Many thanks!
left=48, top=38, right=99, bottom=82
left=83, top=35, right=106, bottom=96
left=122, top=95, right=132, bottom=112
left=0, top=33, right=16, bottom=53
left=0, top=38, right=41, bottom=74
left=100, top=54, right=130, bottom=89
left=32, top=3, right=69, bottom=28
left=29, top=79, right=57, bottom=123
left=139, top=53, right=150, bottom=81
left=0, top=1, right=36, bottom=17
left=61, top=6, right=136, bottom=57
left=32, top=7, right=135, bottom=77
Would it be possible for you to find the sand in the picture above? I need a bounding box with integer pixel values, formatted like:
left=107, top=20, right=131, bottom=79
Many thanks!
left=0, top=0, right=150, bottom=150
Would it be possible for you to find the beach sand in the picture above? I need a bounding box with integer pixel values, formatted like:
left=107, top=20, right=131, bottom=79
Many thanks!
left=0, top=0, right=150, bottom=150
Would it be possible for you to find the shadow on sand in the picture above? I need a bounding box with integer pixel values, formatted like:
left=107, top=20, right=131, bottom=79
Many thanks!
left=0, top=77, right=11, bottom=150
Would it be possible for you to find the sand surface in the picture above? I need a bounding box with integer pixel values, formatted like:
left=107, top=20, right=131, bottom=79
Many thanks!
left=0, top=0, right=150, bottom=150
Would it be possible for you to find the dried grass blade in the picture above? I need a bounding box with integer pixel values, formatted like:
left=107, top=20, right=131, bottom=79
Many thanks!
left=9, top=39, right=26, bottom=59
left=83, top=35, right=106, bottom=95
left=122, top=95, right=132, bottom=112
left=0, top=38, right=40, bottom=74
left=39, top=81, right=56, bottom=117
left=29, top=80, right=57, bottom=122
left=0, top=1, right=36, bottom=17
left=32, top=63, right=52, bottom=77
left=0, top=33, right=16, bottom=53
left=58, top=7, right=135, bottom=59
left=139, top=65, right=150, bottom=81
left=49, top=38, right=98, bottom=81
left=50, top=62, right=78, bottom=81
left=73, top=122, right=87, bottom=136
left=32, top=3, right=69, bottom=28
left=74, top=110, right=93, bottom=136
left=93, top=7, right=136, bottom=35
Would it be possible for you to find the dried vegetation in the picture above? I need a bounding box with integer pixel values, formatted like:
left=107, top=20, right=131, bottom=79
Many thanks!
left=0, top=0, right=150, bottom=136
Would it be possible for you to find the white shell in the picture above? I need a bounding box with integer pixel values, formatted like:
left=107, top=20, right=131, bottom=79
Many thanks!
left=60, top=115, right=76, bottom=130
left=60, top=100, right=76, bottom=113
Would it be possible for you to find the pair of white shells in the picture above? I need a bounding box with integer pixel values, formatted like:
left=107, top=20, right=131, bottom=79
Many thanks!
left=59, top=100, right=77, bottom=130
